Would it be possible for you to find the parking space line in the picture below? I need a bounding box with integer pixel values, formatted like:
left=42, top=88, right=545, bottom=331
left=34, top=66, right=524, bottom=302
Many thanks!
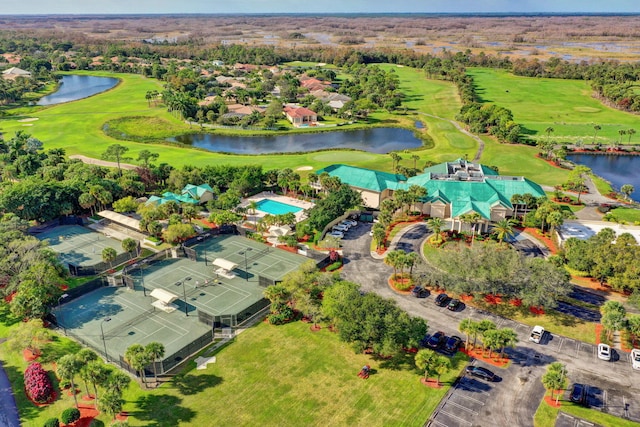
left=438, top=409, right=473, bottom=426
left=557, top=337, right=564, bottom=353
left=603, top=390, right=608, bottom=412
left=429, top=418, right=451, bottom=427
left=453, top=393, right=485, bottom=406
left=443, top=400, right=478, bottom=415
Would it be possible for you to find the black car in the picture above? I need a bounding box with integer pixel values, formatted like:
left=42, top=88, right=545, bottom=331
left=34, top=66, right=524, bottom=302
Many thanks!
left=570, top=383, right=587, bottom=404
left=435, top=293, right=449, bottom=306
left=447, top=298, right=461, bottom=311
left=411, top=286, right=428, bottom=298
left=426, top=331, right=446, bottom=349
left=465, top=366, right=496, bottom=381
left=444, top=336, right=462, bottom=354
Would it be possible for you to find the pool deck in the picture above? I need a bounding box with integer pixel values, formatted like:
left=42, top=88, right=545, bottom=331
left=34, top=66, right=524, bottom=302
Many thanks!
left=240, top=191, right=314, bottom=223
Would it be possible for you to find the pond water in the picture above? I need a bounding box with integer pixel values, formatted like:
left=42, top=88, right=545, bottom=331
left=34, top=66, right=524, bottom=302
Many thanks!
left=37, top=75, right=118, bottom=106
left=567, top=153, right=640, bottom=202
left=169, top=127, right=423, bottom=155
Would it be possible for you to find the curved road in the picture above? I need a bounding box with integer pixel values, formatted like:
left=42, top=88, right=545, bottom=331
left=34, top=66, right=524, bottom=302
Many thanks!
left=0, top=359, right=20, bottom=427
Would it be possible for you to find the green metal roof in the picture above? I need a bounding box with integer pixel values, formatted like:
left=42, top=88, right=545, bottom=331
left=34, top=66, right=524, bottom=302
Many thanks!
left=316, top=164, right=407, bottom=192
left=318, top=160, right=545, bottom=219
left=182, top=183, right=214, bottom=199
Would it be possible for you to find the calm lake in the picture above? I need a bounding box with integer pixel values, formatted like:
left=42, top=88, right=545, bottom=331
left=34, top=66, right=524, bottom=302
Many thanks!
left=170, top=127, right=423, bottom=154
left=37, top=75, right=119, bottom=106
left=567, top=153, right=640, bottom=202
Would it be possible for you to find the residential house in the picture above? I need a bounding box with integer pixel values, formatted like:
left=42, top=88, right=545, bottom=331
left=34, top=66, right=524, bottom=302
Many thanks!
left=2, top=67, right=31, bottom=80
left=283, top=106, right=317, bottom=127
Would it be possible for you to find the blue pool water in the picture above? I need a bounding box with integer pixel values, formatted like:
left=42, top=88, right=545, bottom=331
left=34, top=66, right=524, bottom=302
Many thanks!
left=255, top=199, right=303, bottom=215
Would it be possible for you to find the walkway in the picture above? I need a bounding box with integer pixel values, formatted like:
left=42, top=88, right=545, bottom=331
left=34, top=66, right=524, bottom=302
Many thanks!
left=0, top=359, right=20, bottom=427
left=69, top=155, right=138, bottom=171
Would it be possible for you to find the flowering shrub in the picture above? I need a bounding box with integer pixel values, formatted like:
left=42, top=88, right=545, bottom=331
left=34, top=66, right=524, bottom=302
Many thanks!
left=24, top=362, right=53, bottom=403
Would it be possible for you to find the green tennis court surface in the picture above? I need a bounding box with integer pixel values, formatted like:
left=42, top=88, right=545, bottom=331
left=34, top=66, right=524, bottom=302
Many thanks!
left=35, top=224, right=124, bottom=266
left=55, top=235, right=309, bottom=372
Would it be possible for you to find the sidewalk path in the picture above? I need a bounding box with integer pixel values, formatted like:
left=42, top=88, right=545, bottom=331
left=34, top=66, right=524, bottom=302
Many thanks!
left=69, top=155, right=138, bottom=170
left=0, top=359, right=20, bottom=427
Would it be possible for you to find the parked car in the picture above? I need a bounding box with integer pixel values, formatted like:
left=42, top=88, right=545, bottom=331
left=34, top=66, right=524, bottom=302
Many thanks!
left=333, top=224, right=349, bottom=232
left=447, top=298, right=461, bottom=311
left=426, top=331, right=446, bottom=349
left=465, top=366, right=496, bottom=382
left=570, top=383, right=587, bottom=404
left=435, top=293, right=449, bottom=306
left=411, top=286, right=428, bottom=298
left=530, top=325, right=545, bottom=343
left=632, top=349, right=640, bottom=370
left=328, top=230, right=344, bottom=239
left=444, top=336, right=462, bottom=354
left=597, top=343, right=611, bottom=361
left=342, top=219, right=358, bottom=227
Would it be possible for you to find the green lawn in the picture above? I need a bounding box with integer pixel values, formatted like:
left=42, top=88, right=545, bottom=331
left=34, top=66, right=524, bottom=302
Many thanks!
left=609, top=207, right=640, bottom=224
left=469, top=68, right=640, bottom=144
left=1, top=317, right=468, bottom=427
left=534, top=398, right=640, bottom=427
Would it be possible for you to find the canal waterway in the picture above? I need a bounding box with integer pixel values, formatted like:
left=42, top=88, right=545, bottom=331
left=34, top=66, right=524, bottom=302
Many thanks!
left=567, top=153, right=640, bottom=202
left=37, top=75, right=118, bottom=106
left=169, top=127, right=423, bottom=155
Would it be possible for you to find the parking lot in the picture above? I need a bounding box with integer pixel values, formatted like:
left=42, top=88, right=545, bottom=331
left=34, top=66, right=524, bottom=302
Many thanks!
left=567, top=371, right=640, bottom=423
left=555, top=411, right=602, bottom=427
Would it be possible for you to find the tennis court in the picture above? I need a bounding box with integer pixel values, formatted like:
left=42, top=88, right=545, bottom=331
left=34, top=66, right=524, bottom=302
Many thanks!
left=35, top=224, right=125, bottom=266
left=55, top=235, right=310, bottom=373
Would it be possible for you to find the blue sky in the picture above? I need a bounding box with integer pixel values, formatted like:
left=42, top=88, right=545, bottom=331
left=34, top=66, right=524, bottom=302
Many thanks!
left=0, top=0, right=638, bottom=15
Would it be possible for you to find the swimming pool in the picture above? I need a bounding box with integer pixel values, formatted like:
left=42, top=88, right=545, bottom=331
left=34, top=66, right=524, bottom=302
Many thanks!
left=255, top=199, right=303, bottom=215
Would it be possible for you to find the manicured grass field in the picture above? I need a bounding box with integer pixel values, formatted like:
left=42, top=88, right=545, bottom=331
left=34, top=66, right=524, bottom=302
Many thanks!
left=609, top=207, right=640, bottom=224
left=469, top=68, right=640, bottom=144
left=0, top=314, right=468, bottom=427
left=0, top=67, right=576, bottom=186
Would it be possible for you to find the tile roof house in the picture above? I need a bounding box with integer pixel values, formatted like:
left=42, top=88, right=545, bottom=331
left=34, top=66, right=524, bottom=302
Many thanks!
left=2, top=67, right=31, bottom=80
left=316, top=159, right=545, bottom=232
left=146, top=183, right=214, bottom=206
left=283, top=106, right=317, bottom=127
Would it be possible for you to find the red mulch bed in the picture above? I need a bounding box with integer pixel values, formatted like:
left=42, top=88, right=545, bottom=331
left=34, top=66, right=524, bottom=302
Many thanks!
left=81, top=394, right=95, bottom=401
left=388, top=277, right=411, bottom=294
left=4, top=291, right=16, bottom=303
left=71, top=404, right=99, bottom=427
left=460, top=347, right=510, bottom=368
left=420, top=378, right=442, bottom=388
left=310, top=324, right=321, bottom=332
left=509, top=298, right=523, bottom=307
left=22, top=349, right=40, bottom=362
left=115, top=412, right=129, bottom=422
left=519, top=227, right=559, bottom=254
left=595, top=324, right=603, bottom=345
left=529, top=306, right=546, bottom=315
left=544, top=395, right=563, bottom=407
left=460, top=294, right=474, bottom=302
left=484, top=294, right=502, bottom=305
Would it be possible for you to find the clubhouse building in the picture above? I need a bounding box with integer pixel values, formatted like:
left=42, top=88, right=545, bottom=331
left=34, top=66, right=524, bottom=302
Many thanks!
left=315, top=159, right=545, bottom=232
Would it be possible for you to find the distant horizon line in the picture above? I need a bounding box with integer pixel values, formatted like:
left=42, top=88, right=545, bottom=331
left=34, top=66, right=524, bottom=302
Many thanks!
left=1, top=12, right=639, bottom=17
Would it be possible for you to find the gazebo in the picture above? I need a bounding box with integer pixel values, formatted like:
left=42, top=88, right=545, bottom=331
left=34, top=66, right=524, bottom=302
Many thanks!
left=212, top=258, right=238, bottom=279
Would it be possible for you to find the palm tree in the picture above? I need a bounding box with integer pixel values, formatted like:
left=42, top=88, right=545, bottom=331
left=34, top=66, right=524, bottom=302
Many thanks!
left=545, top=126, right=554, bottom=143
left=85, top=361, right=110, bottom=400
left=458, top=318, right=476, bottom=350
left=415, top=349, right=437, bottom=383
left=102, top=247, right=117, bottom=269
left=97, top=390, right=124, bottom=421
left=621, top=184, right=635, bottom=201
left=77, top=348, right=98, bottom=398
left=57, top=354, right=82, bottom=408
left=592, top=124, right=601, bottom=144
left=492, top=219, right=516, bottom=243
left=145, top=342, right=165, bottom=387
left=427, top=217, right=445, bottom=235
left=619, top=129, right=627, bottom=146
left=122, top=238, right=138, bottom=258
left=411, top=154, right=420, bottom=170
left=107, top=371, right=131, bottom=395
left=497, top=328, right=518, bottom=359
left=124, top=344, right=148, bottom=388
left=384, top=250, right=406, bottom=280
left=432, top=355, right=451, bottom=386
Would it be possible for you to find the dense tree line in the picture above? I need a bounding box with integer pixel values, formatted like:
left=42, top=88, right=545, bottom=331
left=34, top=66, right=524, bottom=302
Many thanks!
left=427, top=241, right=571, bottom=308
left=562, top=228, right=640, bottom=293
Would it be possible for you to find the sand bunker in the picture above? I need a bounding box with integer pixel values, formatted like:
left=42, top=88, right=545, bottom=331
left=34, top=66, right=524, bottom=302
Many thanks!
left=18, top=117, right=39, bottom=122
left=296, top=166, right=313, bottom=171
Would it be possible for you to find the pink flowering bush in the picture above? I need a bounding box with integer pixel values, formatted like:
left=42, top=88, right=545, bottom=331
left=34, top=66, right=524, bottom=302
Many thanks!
left=24, top=363, right=53, bottom=403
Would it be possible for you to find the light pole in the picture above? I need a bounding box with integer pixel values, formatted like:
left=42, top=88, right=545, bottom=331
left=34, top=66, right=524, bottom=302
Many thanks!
left=100, top=317, right=112, bottom=362
left=57, top=293, right=69, bottom=335
left=243, top=248, right=252, bottom=281
left=182, top=277, right=192, bottom=316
